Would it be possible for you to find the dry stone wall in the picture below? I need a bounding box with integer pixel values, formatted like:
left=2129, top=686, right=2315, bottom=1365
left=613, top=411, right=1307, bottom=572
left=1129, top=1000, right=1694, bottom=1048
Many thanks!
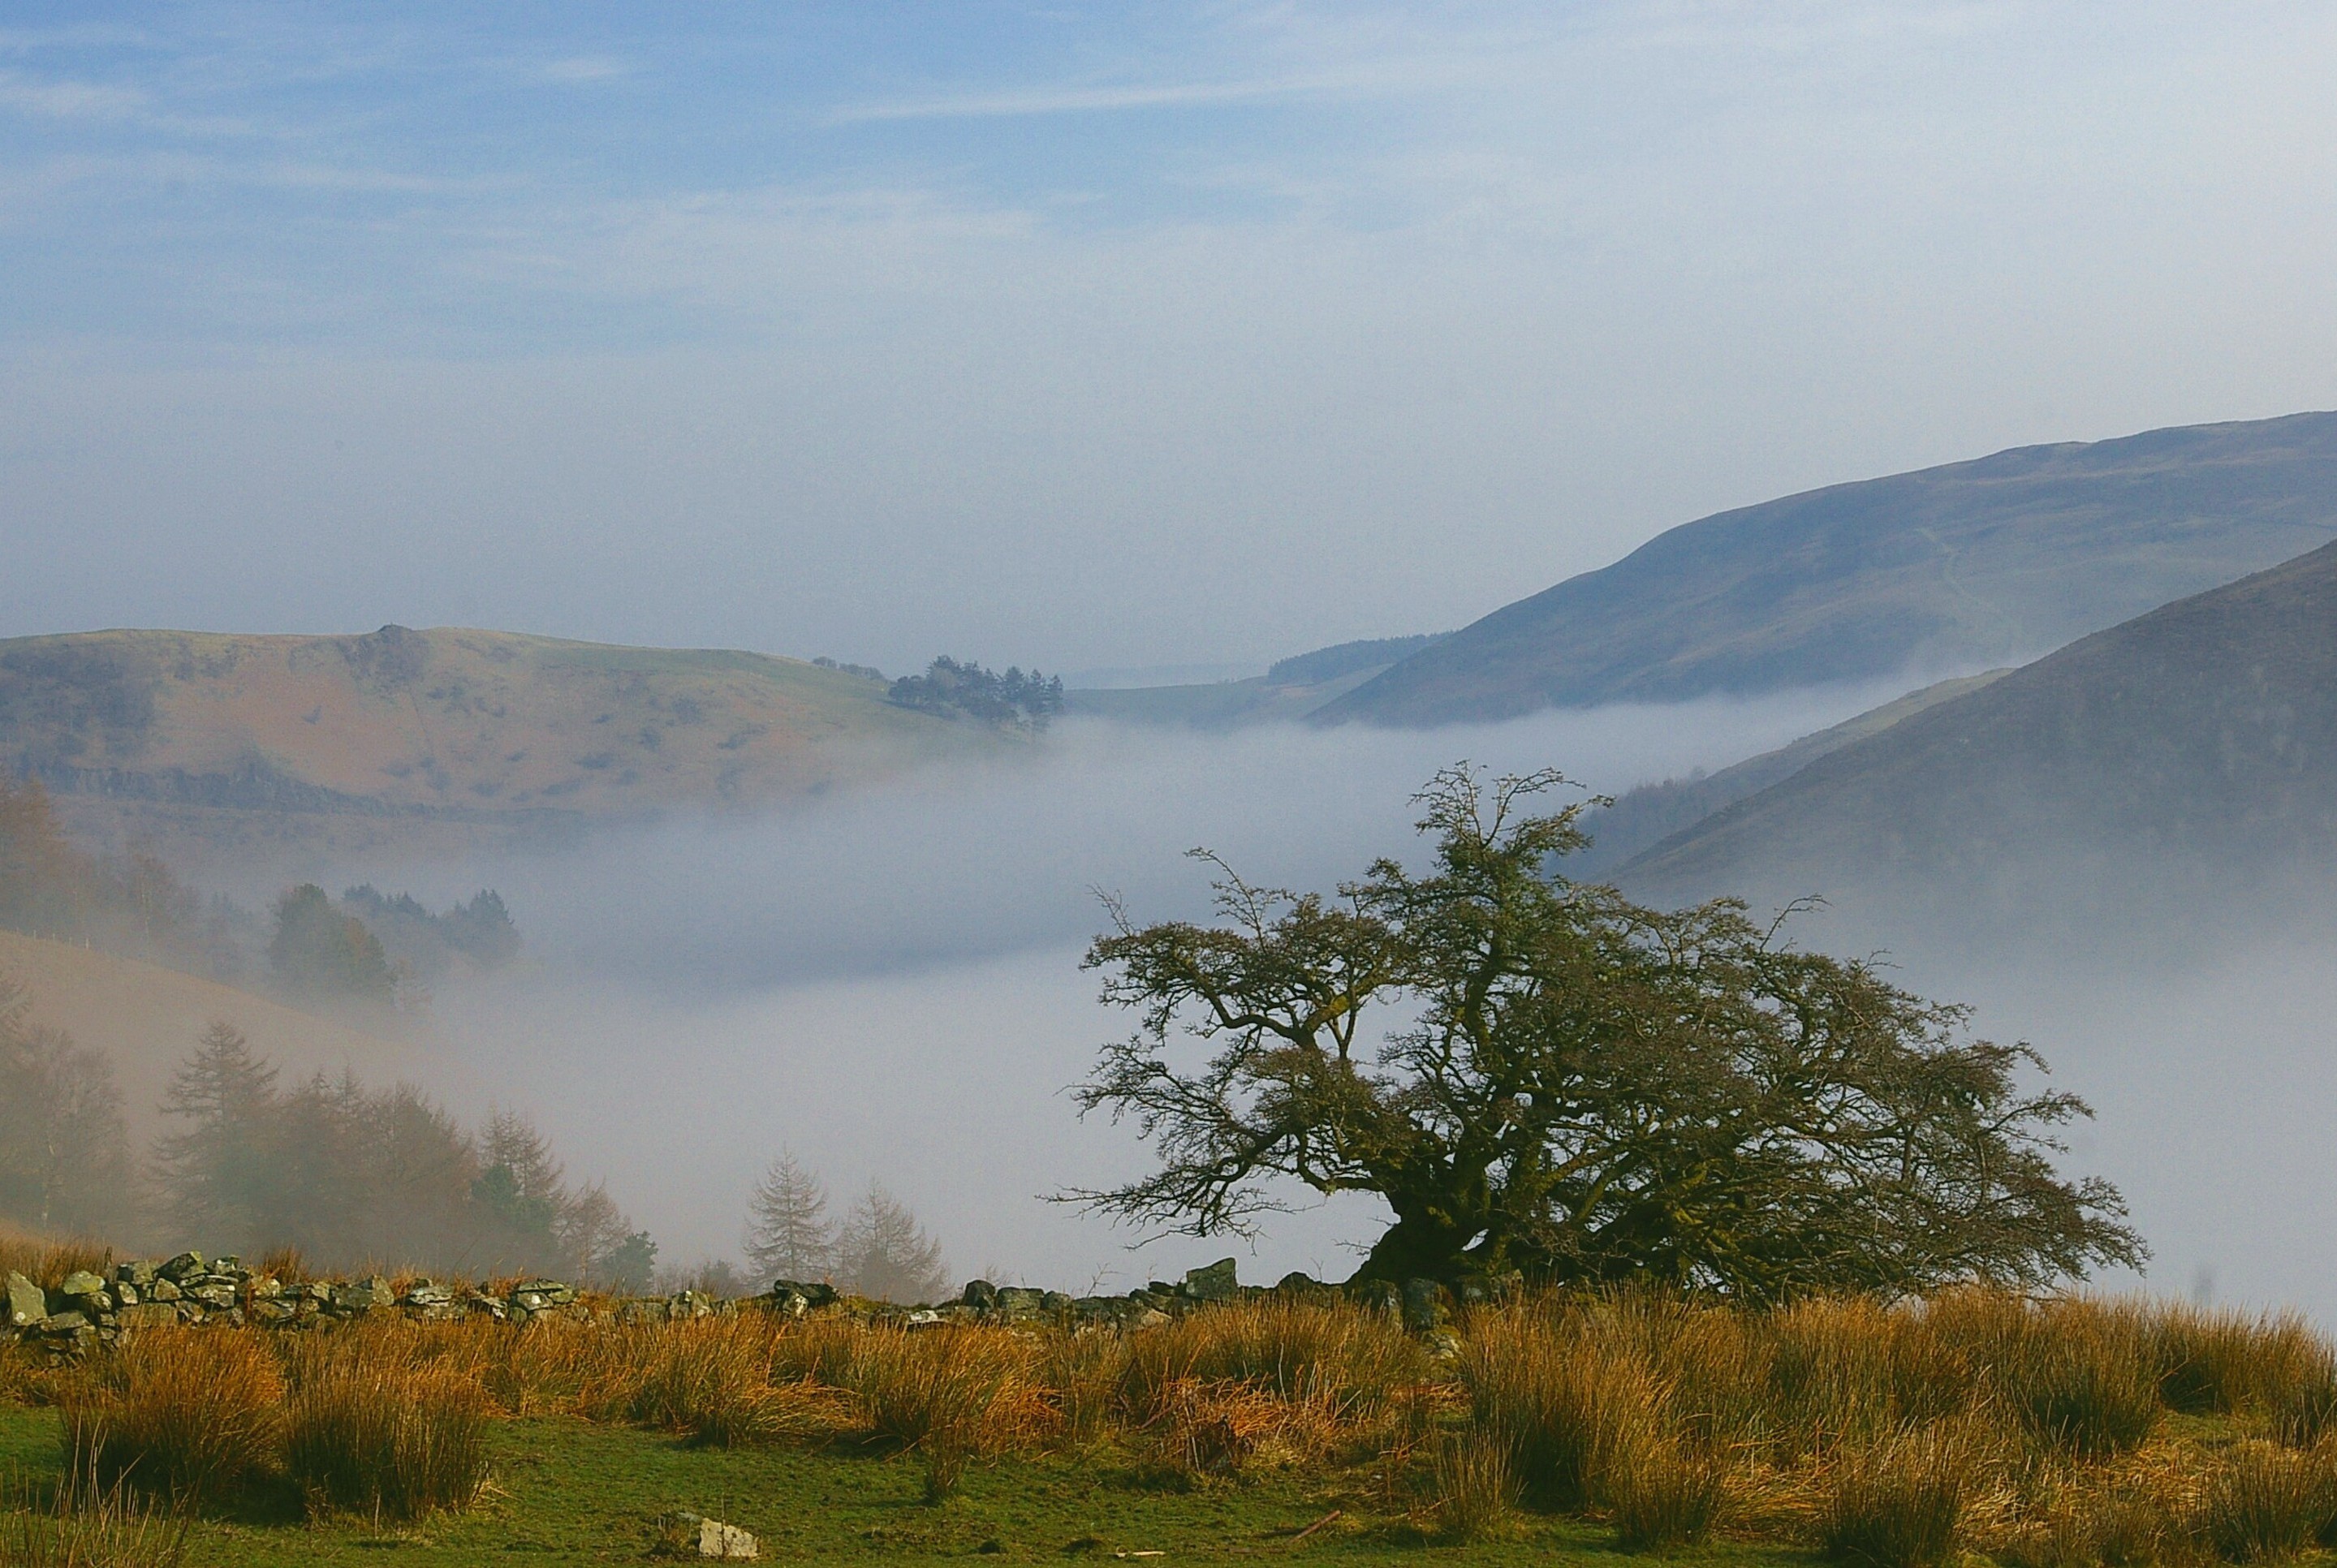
left=8, top=1251, right=1479, bottom=1358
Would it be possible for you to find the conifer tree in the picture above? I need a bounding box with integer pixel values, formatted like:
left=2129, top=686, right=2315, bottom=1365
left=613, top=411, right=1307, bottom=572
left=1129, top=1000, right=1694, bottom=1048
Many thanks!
left=743, top=1149, right=834, bottom=1284
left=153, top=1020, right=281, bottom=1251
left=268, top=884, right=395, bottom=1003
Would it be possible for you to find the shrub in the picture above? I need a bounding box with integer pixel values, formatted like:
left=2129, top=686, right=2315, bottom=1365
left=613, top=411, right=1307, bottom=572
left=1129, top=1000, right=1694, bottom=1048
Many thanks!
left=282, top=1332, right=490, bottom=1519
left=1818, top=1427, right=1972, bottom=1568
left=2191, top=1443, right=2337, bottom=1563
left=62, top=1326, right=283, bottom=1501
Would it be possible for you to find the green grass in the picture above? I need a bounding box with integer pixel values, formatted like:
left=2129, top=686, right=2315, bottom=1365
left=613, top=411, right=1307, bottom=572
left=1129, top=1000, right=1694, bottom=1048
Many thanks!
left=0, top=1402, right=1812, bottom=1566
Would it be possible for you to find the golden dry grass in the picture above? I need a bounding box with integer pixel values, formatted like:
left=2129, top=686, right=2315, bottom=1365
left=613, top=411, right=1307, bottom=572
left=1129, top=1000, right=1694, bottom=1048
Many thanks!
left=60, top=1326, right=283, bottom=1502
left=279, top=1325, right=493, bottom=1520
left=11, top=1281, right=2337, bottom=1553
left=0, top=1230, right=114, bottom=1294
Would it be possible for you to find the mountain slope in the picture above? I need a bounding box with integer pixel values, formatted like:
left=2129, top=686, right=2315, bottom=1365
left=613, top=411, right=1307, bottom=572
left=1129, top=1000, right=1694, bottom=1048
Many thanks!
left=1321, top=411, right=2337, bottom=726
left=1616, top=537, right=2337, bottom=908
left=0, top=627, right=988, bottom=852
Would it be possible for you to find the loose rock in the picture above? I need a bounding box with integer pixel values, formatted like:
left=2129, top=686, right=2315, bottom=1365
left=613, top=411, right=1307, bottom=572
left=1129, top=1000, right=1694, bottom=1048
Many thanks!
left=4, top=1273, right=44, bottom=1329
left=661, top=1511, right=759, bottom=1559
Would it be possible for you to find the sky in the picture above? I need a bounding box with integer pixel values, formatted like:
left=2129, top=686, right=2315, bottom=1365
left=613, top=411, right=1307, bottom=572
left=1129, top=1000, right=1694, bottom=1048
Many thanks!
left=4, top=2, right=2337, bottom=677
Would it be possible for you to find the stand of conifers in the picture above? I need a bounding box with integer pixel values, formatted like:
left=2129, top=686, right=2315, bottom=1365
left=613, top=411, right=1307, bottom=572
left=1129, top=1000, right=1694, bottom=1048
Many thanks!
left=7, top=1231, right=2337, bottom=1566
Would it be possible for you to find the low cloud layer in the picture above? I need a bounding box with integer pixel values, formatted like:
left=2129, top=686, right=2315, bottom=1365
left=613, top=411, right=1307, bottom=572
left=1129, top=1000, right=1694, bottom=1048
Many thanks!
left=273, top=695, right=2337, bottom=1315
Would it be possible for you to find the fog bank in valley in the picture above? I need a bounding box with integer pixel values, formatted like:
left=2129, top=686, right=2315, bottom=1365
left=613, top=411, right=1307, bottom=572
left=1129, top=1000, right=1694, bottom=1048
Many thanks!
left=317, top=690, right=2337, bottom=1318
left=400, top=690, right=1910, bottom=1287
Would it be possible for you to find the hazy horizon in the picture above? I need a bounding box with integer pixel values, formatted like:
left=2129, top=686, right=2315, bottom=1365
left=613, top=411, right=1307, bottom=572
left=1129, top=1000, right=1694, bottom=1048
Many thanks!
left=7, top=4, right=2337, bottom=676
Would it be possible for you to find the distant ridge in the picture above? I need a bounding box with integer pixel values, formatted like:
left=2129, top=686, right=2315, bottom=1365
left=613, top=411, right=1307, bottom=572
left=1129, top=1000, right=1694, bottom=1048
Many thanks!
left=0, top=625, right=994, bottom=860
left=1617, top=536, right=2337, bottom=910
left=1320, top=411, right=2337, bottom=726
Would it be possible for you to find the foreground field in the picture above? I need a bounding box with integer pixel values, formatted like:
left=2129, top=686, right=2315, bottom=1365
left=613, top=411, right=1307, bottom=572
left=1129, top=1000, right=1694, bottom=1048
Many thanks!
left=0, top=1401, right=1777, bottom=1565
left=11, top=1251, right=2337, bottom=1568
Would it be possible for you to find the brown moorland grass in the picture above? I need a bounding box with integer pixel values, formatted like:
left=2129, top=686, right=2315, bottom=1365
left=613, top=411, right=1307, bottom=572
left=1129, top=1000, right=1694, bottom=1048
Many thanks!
left=279, top=1324, right=492, bottom=1520
left=59, top=1328, right=282, bottom=1503
left=1817, top=1423, right=1977, bottom=1568
left=11, top=1283, right=2337, bottom=1554
left=1424, top=1428, right=1519, bottom=1543
left=2189, top=1441, right=2337, bottom=1563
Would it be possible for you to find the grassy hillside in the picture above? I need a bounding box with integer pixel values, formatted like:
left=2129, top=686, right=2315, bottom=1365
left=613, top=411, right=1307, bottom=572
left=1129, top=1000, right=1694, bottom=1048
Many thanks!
left=1322, top=411, right=2337, bottom=726
left=0, top=926, right=436, bottom=1146
left=1617, top=536, right=2337, bottom=911
left=0, top=626, right=991, bottom=858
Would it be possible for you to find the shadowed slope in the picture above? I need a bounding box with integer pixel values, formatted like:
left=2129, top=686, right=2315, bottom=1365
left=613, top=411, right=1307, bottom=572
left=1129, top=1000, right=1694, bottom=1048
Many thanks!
left=1616, top=537, right=2337, bottom=911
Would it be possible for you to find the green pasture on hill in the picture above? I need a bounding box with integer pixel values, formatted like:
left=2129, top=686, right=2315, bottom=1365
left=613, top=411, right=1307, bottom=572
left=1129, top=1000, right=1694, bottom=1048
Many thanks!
left=0, top=1403, right=1807, bottom=1567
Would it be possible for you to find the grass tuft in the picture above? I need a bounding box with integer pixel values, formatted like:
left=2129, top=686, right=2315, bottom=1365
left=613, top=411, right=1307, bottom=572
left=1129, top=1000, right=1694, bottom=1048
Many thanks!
left=282, top=1328, right=491, bottom=1520
left=1610, top=1438, right=1727, bottom=1553
left=0, top=1462, right=188, bottom=1568
left=1817, top=1426, right=1972, bottom=1568
left=1425, top=1430, right=1518, bottom=1543
left=1456, top=1302, right=1660, bottom=1511
left=2190, top=1442, right=2337, bottom=1563
left=60, top=1327, right=283, bottom=1503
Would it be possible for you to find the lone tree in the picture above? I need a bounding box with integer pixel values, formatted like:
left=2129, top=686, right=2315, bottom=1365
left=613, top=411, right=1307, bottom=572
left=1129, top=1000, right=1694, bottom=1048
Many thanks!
left=1071, top=767, right=2143, bottom=1298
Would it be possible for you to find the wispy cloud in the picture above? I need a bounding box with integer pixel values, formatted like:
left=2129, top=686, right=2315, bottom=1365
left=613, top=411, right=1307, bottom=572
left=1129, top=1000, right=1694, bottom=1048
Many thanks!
left=542, top=56, right=627, bottom=84
left=0, top=23, right=162, bottom=55
left=0, top=69, right=146, bottom=120
left=830, top=75, right=1321, bottom=124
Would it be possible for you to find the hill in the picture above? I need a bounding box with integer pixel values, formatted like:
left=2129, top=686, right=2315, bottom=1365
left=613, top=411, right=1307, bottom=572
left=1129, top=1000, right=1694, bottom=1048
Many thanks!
left=1615, top=537, right=2337, bottom=913
left=1319, top=411, right=2337, bottom=726
left=0, top=626, right=991, bottom=860
left=0, top=927, right=429, bottom=1146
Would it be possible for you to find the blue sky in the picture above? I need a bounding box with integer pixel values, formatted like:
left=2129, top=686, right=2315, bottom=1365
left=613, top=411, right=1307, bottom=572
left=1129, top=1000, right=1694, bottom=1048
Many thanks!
left=4, top=2, right=2336, bottom=674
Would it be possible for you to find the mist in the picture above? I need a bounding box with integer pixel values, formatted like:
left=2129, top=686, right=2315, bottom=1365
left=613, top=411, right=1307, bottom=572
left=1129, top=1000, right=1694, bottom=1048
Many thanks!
left=246, top=678, right=2337, bottom=1320
left=312, top=686, right=1921, bottom=1290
